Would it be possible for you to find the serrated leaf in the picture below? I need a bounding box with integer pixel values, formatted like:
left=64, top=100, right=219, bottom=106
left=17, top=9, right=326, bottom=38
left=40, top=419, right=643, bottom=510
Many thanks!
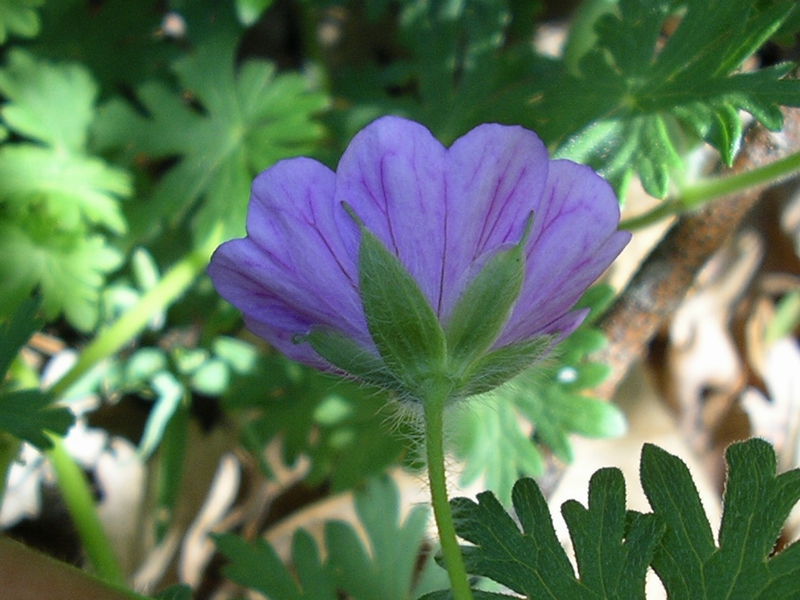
left=94, top=27, right=328, bottom=243
left=453, top=398, right=545, bottom=506
left=641, top=438, right=800, bottom=599
left=452, top=314, right=624, bottom=503
left=439, top=473, right=662, bottom=599
left=326, top=475, right=448, bottom=600
left=0, top=388, right=74, bottom=450
left=216, top=476, right=446, bottom=600
left=0, top=221, right=122, bottom=330
left=541, top=0, right=800, bottom=198
left=0, top=145, right=130, bottom=234
left=0, top=0, right=42, bottom=44
left=216, top=529, right=337, bottom=600
left=0, top=49, right=95, bottom=150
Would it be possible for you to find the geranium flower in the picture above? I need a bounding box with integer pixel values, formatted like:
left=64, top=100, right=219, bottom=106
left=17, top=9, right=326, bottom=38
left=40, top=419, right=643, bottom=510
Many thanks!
left=208, top=116, right=630, bottom=401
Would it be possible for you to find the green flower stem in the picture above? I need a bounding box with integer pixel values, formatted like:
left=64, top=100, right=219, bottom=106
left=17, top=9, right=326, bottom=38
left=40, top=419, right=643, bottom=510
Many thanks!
left=619, top=148, right=800, bottom=231
left=44, top=227, right=222, bottom=589
left=48, top=436, right=127, bottom=586
left=423, top=384, right=474, bottom=600
left=50, top=227, right=222, bottom=399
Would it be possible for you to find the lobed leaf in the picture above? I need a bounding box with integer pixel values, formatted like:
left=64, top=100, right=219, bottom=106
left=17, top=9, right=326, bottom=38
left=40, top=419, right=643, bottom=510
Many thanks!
left=641, top=438, right=800, bottom=599
left=438, top=472, right=662, bottom=599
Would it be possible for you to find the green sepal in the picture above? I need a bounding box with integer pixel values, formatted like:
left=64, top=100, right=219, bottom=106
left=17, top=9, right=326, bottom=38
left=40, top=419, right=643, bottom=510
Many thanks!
left=445, top=212, right=532, bottom=374
left=456, top=335, right=554, bottom=398
left=347, top=204, right=447, bottom=398
left=301, top=326, right=406, bottom=394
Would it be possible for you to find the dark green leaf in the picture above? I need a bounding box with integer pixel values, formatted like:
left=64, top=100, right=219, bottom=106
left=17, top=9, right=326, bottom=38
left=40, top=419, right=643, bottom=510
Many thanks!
left=94, top=27, right=328, bottom=244
left=0, top=388, right=74, bottom=450
left=541, top=0, right=800, bottom=197
left=0, top=297, right=41, bottom=379
left=641, top=438, right=800, bottom=598
left=216, top=530, right=337, bottom=600
left=447, top=474, right=662, bottom=599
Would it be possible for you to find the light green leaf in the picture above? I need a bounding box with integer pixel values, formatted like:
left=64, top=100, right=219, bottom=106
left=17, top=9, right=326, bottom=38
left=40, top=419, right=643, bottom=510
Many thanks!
left=0, top=0, right=43, bottom=44
left=235, top=0, right=273, bottom=26
left=0, top=144, right=130, bottom=234
left=0, top=221, right=123, bottom=331
left=216, top=530, right=337, bottom=600
left=326, top=476, right=448, bottom=600
left=137, top=371, right=185, bottom=461
left=0, top=49, right=96, bottom=150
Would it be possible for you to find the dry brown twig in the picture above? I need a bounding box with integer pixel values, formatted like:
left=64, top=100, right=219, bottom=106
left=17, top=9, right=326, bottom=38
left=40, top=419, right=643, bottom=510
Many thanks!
left=594, top=107, right=800, bottom=401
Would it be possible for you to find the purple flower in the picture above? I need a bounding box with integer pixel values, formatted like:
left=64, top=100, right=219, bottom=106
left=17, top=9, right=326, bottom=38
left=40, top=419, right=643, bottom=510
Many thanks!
left=208, top=116, right=630, bottom=398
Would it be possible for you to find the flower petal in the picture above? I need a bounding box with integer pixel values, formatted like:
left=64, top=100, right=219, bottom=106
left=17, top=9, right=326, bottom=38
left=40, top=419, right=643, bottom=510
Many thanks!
left=441, top=123, right=549, bottom=320
left=208, top=157, right=371, bottom=362
left=497, top=160, right=631, bottom=345
left=333, top=116, right=448, bottom=315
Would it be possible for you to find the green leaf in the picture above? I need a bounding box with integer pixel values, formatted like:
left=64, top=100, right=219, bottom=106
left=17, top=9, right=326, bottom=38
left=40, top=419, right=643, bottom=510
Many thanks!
left=95, top=27, right=328, bottom=243
left=436, top=473, right=662, bottom=599
left=0, top=145, right=130, bottom=234
left=452, top=302, right=624, bottom=504
left=137, top=371, right=185, bottom=461
left=0, top=221, right=123, bottom=331
left=540, top=0, right=800, bottom=197
left=326, top=476, right=448, bottom=600
left=236, top=0, right=273, bottom=26
left=216, top=529, right=337, bottom=600
left=0, top=49, right=96, bottom=150
left=453, top=398, right=545, bottom=506
left=216, top=476, right=446, bottom=600
left=0, top=297, right=41, bottom=379
left=0, top=388, right=74, bottom=450
left=0, top=0, right=42, bottom=44
left=355, top=220, right=447, bottom=399
left=641, top=438, right=800, bottom=599
left=0, top=50, right=130, bottom=329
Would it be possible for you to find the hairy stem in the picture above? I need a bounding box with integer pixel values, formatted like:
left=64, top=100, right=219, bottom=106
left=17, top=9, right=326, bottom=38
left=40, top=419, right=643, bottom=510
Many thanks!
left=423, top=385, right=473, bottom=600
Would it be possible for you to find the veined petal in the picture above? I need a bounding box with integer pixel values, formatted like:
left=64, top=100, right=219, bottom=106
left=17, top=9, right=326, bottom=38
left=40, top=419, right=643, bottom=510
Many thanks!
left=208, top=157, right=371, bottom=360
left=333, top=116, right=448, bottom=316
left=441, top=124, right=549, bottom=321
left=497, top=160, right=631, bottom=345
